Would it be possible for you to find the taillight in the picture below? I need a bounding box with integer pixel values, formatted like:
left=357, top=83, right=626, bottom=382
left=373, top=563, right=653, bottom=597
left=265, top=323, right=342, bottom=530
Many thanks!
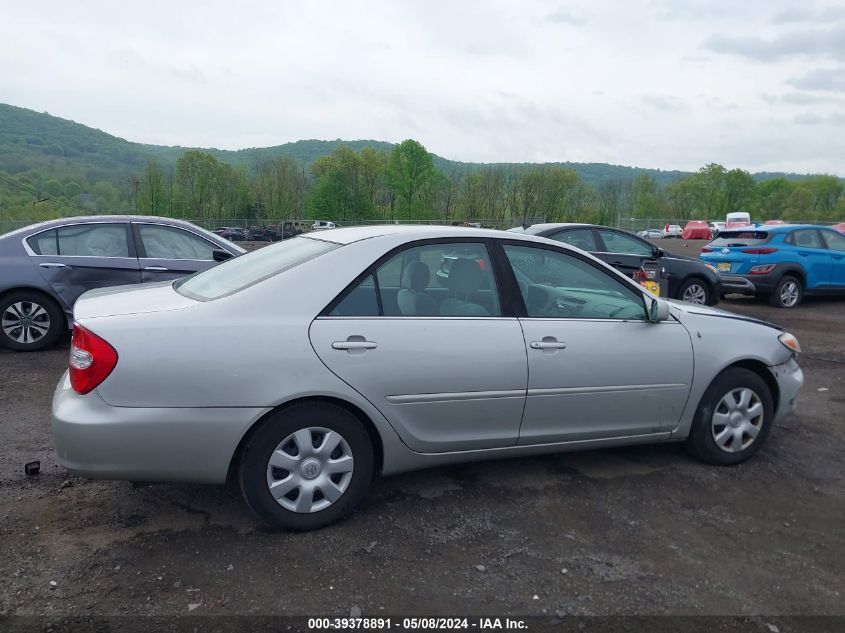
left=700, top=247, right=713, bottom=253
left=749, top=264, right=776, bottom=275
left=69, top=323, right=118, bottom=395
left=741, top=247, right=778, bottom=254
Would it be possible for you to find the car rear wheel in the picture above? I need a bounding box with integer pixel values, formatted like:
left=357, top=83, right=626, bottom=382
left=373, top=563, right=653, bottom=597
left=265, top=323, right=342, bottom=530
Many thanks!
left=769, top=275, right=802, bottom=308
left=678, top=278, right=710, bottom=305
left=0, top=290, right=65, bottom=351
left=239, top=402, right=374, bottom=531
left=685, top=367, right=774, bottom=465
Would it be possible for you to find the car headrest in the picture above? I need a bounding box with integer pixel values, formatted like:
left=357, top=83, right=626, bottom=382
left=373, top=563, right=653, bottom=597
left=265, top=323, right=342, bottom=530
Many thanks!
left=402, top=261, right=430, bottom=292
left=446, top=258, right=483, bottom=294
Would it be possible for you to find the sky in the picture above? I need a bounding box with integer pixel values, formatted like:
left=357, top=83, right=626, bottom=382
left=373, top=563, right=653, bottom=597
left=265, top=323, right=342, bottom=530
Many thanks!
left=1, top=0, right=844, bottom=174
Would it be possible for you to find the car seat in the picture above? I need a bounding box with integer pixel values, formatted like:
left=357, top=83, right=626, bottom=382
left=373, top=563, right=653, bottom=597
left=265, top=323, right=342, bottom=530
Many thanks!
left=440, top=258, right=490, bottom=316
left=397, top=261, right=438, bottom=316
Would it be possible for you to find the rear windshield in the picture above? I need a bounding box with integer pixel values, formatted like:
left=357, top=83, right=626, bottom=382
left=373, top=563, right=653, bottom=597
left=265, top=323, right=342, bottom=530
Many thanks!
left=175, top=236, right=337, bottom=301
left=709, top=231, right=771, bottom=247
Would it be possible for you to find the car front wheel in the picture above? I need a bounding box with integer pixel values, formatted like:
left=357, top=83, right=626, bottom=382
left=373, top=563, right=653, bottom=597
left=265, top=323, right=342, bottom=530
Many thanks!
left=678, top=279, right=710, bottom=305
left=685, top=367, right=774, bottom=465
left=239, top=402, right=374, bottom=531
left=0, top=291, right=65, bottom=351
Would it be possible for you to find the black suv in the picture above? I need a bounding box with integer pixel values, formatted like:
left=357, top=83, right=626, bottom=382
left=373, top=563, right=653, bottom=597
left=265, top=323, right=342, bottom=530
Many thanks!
left=510, top=223, right=722, bottom=305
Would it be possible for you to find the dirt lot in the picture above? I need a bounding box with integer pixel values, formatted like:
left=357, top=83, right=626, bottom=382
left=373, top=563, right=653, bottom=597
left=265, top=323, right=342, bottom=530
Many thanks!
left=0, top=238, right=843, bottom=620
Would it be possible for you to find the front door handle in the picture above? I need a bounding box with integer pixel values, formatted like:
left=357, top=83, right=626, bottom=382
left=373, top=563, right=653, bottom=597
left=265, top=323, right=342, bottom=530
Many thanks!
left=39, top=262, right=69, bottom=269
left=144, top=266, right=169, bottom=271
left=530, top=337, right=567, bottom=352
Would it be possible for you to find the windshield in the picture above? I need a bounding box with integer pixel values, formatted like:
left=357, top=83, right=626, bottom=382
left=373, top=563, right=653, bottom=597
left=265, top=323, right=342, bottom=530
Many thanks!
left=175, top=236, right=338, bottom=301
left=709, top=231, right=770, bottom=247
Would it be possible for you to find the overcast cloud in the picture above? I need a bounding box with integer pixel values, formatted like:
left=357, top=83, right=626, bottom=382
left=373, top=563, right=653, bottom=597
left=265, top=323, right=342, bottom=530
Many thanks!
left=0, top=0, right=843, bottom=174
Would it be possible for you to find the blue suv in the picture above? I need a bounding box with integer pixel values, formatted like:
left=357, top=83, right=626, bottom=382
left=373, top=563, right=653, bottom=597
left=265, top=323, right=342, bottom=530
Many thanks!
left=700, top=224, right=845, bottom=308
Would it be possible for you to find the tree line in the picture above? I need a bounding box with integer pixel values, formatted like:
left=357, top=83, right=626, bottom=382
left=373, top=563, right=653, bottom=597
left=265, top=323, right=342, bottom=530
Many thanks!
left=2, top=138, right=844, bottom=227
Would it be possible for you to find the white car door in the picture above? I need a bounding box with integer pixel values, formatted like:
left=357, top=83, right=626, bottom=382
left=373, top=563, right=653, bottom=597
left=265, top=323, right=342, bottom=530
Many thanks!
left=309, top=240, right=528, bottom=453
left=500, top=242, right=694, bottom=445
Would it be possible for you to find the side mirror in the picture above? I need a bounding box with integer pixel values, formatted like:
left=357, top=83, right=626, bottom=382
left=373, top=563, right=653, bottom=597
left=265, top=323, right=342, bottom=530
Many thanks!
left=213, top=249, right=234, bottom=262
left=647, top=297, right=671, bottom=323
left=653, top=247, right=663, bottom=258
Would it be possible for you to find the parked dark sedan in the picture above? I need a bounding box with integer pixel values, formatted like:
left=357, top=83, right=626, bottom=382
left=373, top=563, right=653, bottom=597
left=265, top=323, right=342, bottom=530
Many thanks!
left=509, top=223, right=722, bottom=305
left=0, top=215, right=245, bottom=351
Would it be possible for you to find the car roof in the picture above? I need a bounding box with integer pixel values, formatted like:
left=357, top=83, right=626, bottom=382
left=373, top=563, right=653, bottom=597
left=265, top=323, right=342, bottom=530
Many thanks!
left=507, top=222, right=596, bottom=235
left=0, top=215, right=212, bottom=240
left=720, top=224, right=826, bottom=234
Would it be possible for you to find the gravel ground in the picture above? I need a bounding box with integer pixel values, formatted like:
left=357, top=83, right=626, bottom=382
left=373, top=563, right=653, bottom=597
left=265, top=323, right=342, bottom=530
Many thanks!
left=0, top=238, right=842, bottom=619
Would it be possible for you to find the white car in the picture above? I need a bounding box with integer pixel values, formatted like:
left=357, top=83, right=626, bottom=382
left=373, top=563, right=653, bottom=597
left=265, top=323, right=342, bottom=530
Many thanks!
left=637, top=229, right=664, bottom=239
left=663, top=225, right=683, bottom=239
left=312, top=221, right=338, bottom=231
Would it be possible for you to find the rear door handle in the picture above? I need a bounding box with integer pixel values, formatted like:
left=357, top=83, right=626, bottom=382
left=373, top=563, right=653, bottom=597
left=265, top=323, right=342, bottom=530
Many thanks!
left=332, top=340, right=377, bottom=350
left=39, top=262, right=69, bottom=268
left=144, top=266, right=169, bottom=271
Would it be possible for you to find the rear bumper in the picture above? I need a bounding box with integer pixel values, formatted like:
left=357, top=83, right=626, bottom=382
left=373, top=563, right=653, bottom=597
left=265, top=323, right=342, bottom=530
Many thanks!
left=720, top=273, right=778, bottom=295
left=51, top=372, right=270, bottom=483
left=770, top=357, right=803, bottom=422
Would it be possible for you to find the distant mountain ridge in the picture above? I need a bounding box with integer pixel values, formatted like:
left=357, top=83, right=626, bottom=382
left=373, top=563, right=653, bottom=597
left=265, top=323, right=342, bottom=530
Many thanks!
left=0, top=102, right=827, bottom=189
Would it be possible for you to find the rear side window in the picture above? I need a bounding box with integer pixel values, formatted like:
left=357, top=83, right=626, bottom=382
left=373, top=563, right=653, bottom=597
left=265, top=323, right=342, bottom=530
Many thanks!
left=175, top=237, right=337, bottom=301
left=28, top=224, right=130, bottom=257
left=27, top=229, right=59, bottom=255
left=788, top=230, right=822, bottom=249
left=710, top=231, right=771, bottom=247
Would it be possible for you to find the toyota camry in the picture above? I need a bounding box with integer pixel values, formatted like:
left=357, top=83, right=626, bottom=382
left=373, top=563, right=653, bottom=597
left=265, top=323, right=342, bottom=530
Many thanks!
left=52, top=225, right=803, bottom=530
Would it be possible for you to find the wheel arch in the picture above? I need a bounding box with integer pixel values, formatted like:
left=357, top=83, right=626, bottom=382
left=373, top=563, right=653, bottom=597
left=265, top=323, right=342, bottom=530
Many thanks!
left=0, top=286, right=70, bottom=324
left=226, top=395, right=385, bottom=485
left=723, top=359, right=780, bottom=414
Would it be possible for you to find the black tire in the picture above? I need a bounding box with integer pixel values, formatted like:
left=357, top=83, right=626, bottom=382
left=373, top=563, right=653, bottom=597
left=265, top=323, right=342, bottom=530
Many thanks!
left=769, top=275, right=803, bottom=308
left=0, top=290, right=65, bottom=351
left=239, top=402, right=374, bottom=531
left=685, top=367, right=774, bottom=465
left=677, top=278, right=711, bottom=305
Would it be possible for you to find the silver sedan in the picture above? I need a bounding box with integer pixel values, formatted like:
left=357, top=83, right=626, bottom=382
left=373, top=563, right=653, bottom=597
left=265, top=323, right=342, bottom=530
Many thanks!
left=52, top=226, right=804, bottom=530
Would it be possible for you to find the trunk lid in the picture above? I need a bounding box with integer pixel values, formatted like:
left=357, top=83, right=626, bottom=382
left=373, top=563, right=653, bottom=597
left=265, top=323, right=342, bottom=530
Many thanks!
left=74, top=280, right=196, bottom=320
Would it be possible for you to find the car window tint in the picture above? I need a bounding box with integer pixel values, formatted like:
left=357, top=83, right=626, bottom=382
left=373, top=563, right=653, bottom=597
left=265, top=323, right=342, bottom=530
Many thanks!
left=821, top=230, right=845, bottom=252
left=710, top=231, right=770, bottom=246
left=176, top=236, right=336, bottom=301
left=382, top=242, right=501, bottom=317
left=331, top=242, right=502, bottom=317
left=56, top=224, right=129, bottom=257
left=597, top=230, right=653, bottom=256
left=330, top=274, right=379, bottom=316
left=503, top=244, right=646, bottom=320
left=26, top=229, right=58, bottom=255
left=792, top=230, right=822, bottom=249
left=550, top=229, right=597, bottom=251
left=139, top=224, right=217, bottom=260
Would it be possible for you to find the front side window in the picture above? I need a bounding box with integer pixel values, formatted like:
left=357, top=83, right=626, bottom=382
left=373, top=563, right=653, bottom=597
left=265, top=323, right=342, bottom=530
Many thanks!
left=53, top=223, right=130, bottom=257
left=503, top=244, right=646, bottom=320
left=821, top=230, right=845, bottom=252
left=176, top=236, right=336, bottom=301
left=330, top=242, right=502, bottom=317
left=550, top=228, right=597, bottom=251
left=138, top=224, right=217, bottom=260
left=597, top=230, right=653, bottom=257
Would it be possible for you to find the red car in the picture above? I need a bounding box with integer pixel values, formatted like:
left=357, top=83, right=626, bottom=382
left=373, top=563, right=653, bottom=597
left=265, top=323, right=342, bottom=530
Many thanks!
left=832, top=222, right=845, bottom=235
left=682, top=220, right=710, bottom=240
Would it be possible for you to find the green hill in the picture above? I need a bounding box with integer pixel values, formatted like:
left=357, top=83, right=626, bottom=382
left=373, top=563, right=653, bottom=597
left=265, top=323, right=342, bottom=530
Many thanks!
left=0, top=102, right=690, bottom=187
